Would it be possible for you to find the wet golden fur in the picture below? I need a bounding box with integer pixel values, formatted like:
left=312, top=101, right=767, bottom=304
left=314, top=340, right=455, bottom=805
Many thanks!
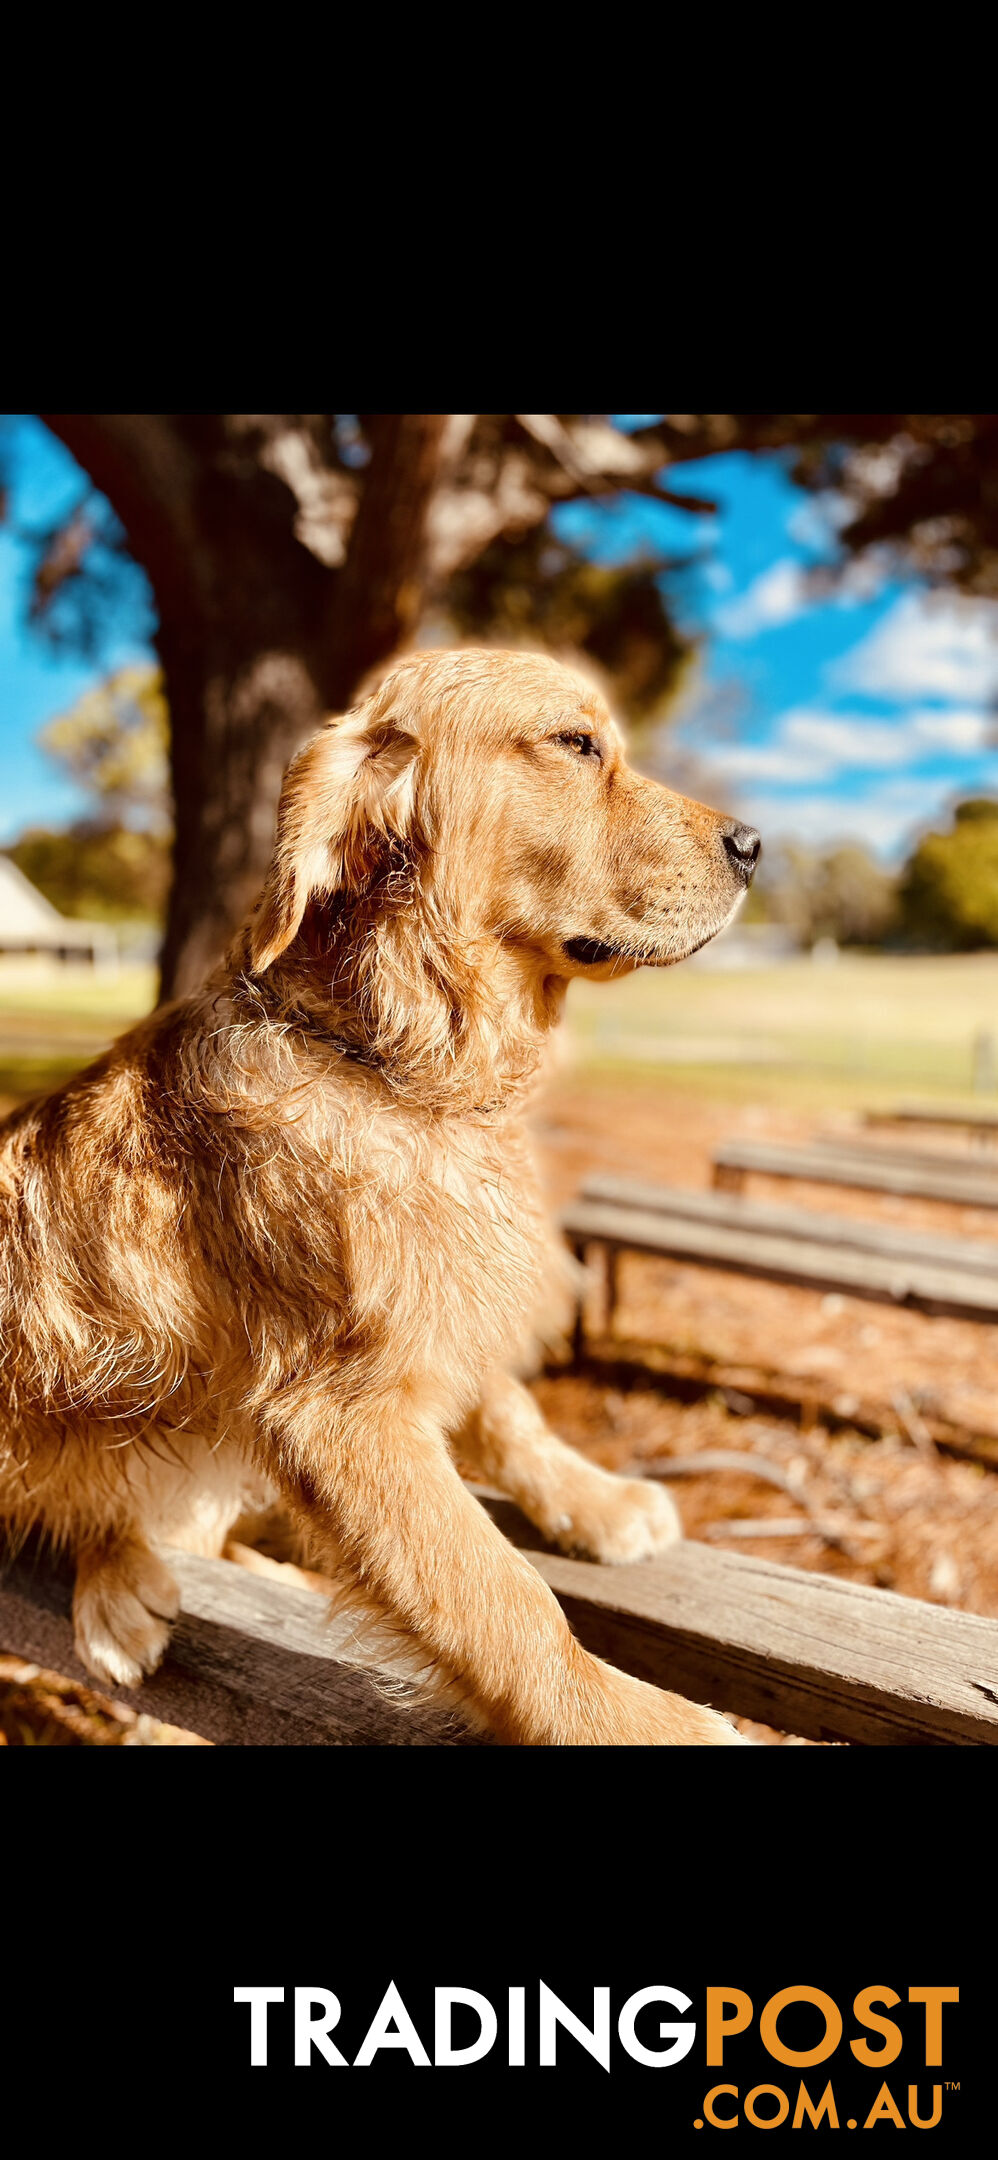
left=0, top=648, right=755, bottom=1743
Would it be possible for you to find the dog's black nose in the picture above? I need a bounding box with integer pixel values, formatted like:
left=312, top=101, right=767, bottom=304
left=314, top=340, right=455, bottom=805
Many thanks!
left=722, top=822, right=761, bottom=886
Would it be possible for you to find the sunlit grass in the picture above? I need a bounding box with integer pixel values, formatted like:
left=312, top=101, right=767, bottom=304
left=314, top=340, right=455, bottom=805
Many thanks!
left=564, top=952, right=998, bottom=1108
left=0, top=963, right=156, bottom=1022
left=0, top=964, right=156, bottom=1101
left=0, top=953, right=996, bottom=1114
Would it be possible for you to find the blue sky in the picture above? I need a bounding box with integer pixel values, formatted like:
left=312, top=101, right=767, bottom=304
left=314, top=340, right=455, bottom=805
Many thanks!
left=0, top=416, right=156, bottom=839
left=1, top=417, right=996, bottom=858
left=555, top=442, right=998, bottom=859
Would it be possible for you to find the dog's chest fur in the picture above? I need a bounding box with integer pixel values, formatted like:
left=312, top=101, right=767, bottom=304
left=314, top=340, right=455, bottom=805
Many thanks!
left=257, top=1081, right=548, bottom=1413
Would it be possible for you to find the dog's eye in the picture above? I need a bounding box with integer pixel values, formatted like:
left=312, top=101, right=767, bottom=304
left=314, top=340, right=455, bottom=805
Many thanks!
left=554, top=732, right=601, bottom=760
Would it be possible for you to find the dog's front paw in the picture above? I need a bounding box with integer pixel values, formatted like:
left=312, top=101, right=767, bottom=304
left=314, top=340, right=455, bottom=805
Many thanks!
left=73, top=1541, right=180, bottom=1689
left=549, top=1470, right=681, bottom=1565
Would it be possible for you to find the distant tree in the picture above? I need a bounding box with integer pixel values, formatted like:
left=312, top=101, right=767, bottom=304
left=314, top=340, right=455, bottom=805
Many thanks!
left=775, top=414, right=998, bottom=599
left=6, top=823, right=170, bottom=925
left=898, top=798, right=998, bottom=948
left=444, top=530, right=697, bottom=726
left=2, top=663, right=172, bottom=926
left=39, top=665, right=170, bottom=833
left=757, top=841, right=898, bottom=949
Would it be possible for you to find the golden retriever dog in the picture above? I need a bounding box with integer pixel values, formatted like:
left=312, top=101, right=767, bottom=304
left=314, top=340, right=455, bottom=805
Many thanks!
left=0, top=647, right=760, bottom=1745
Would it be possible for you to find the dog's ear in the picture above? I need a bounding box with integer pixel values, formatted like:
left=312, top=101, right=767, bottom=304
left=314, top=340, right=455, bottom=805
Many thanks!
left=249, top=706, right=420, bottom=972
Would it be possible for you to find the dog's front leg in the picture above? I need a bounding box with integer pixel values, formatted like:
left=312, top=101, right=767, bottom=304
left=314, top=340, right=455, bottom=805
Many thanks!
left=266, top=1388, right=739, bottom=1745
left=456, top=1368, right=681, bottom=1564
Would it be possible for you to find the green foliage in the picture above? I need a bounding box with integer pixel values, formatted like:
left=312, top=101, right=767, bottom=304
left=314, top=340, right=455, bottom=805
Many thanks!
left=4, top=664, right=172, bottom=929
left=4, top=823, right=170, bottom=925
left=780, top=415, right=998, bottom=600
left=898, top=798, right=998, bottom=948
left=754, top=841, right=898, bottom=949
left=39, top=666, right=170, bottom=831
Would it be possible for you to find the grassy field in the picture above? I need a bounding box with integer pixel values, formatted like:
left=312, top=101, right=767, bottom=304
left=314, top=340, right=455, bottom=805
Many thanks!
left=564, top=950, right=998, bottom=1109
left=0, top=952, right=996, bottom=1112
left=0, top=964, right=157, bottom=1098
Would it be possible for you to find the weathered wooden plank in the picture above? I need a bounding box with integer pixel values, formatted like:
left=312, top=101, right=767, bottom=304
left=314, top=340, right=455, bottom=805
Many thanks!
left=0, top=1545, right=483, bottom=1747
left=562, top=1197, right=998, bottom=1321
left=809, top=1132, right=998, bottom=1173
left=5, top=1501, right=998, bottom=1745
left=581, top=1173, right=998, bottom=1278
left=865, top=1103, right=998, bottom=1137
left=711, top=1138, right=998, bottom=1210
left=473, top=1492, right=998, bottom=1747
left=165, top=1551, right=485, bottom=1744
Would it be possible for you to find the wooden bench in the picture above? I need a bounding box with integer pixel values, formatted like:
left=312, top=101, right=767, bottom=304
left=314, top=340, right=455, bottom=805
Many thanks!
left=865, top=1102, right=998, bottom=1142
left=562, top=1176, right=998, bottom=1339
left=807, top=1132, right=998, bottom=1173
left=4, top=1490, right=998, bottom=1746
left=710, top=1136, right=998, bottom=1209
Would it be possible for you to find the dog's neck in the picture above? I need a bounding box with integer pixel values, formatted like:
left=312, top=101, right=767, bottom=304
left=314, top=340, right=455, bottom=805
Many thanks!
left=228, top=899, right=568, bottom=1120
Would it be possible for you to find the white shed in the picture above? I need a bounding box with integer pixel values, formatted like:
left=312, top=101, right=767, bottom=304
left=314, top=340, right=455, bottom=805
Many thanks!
left=0, top=857, right=117, bottom=966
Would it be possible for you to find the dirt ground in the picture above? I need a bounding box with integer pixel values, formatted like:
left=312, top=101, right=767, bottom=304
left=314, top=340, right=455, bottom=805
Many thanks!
left=518, top=1074, right=998, bottom=1743
left=529, top=1074, right=998, bottom=1607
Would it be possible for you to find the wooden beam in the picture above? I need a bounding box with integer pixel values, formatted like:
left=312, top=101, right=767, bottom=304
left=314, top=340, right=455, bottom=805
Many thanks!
left=0, top=1543, right=483, bottom=1747
left=472, top=1492, right=998, bottom=1747
left=6, top=1501, right=998, bottom=1747
left=581, top=1173, right=998, bottom=1279
left=808, top=1132, right=998, bottom=1173
left=562, top=1197, right=998, bottom=1322
left=865, top=1103, right=998, bottom=1137
left=711, top=1138, right=998, bottom=1210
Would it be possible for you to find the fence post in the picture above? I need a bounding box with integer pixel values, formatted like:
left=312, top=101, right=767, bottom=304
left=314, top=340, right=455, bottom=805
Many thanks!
left=973, top=1030, right=996, bottom=1094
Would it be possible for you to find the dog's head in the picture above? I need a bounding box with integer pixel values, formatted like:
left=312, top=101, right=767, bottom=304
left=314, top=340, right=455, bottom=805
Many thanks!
left=249, top=647, right=759, bottom=984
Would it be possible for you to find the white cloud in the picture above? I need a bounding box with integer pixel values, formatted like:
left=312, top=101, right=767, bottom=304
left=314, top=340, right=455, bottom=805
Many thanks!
left=702, top=559, right=734, bottom=594
left=780, top=710, right=911, bottom=771
left=690, top=701, right=997, bottom=799
left=832, top=590, right=998, bottom=702
left=786, top=492, right=852, bottom=550
left=908, top=706, right=996, bottom=751
left=743, top=776, right=954, bottom=860
left=718, top=742, right=834, bottom=784
left=713, top=548, right=886, bottom=641
left=714, top=559, right=810, bottom=639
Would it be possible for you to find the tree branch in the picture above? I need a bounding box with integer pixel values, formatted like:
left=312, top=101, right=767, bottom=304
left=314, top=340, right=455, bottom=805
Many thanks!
left=323, top=413, right=450, bottom=703
left=40, top=414, right=204, bottom=616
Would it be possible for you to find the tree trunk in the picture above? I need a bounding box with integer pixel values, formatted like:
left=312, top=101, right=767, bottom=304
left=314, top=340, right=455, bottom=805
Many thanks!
left=155, top=621, right=331, bottom=996
left=42, top=414, right=449, bottom=1000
